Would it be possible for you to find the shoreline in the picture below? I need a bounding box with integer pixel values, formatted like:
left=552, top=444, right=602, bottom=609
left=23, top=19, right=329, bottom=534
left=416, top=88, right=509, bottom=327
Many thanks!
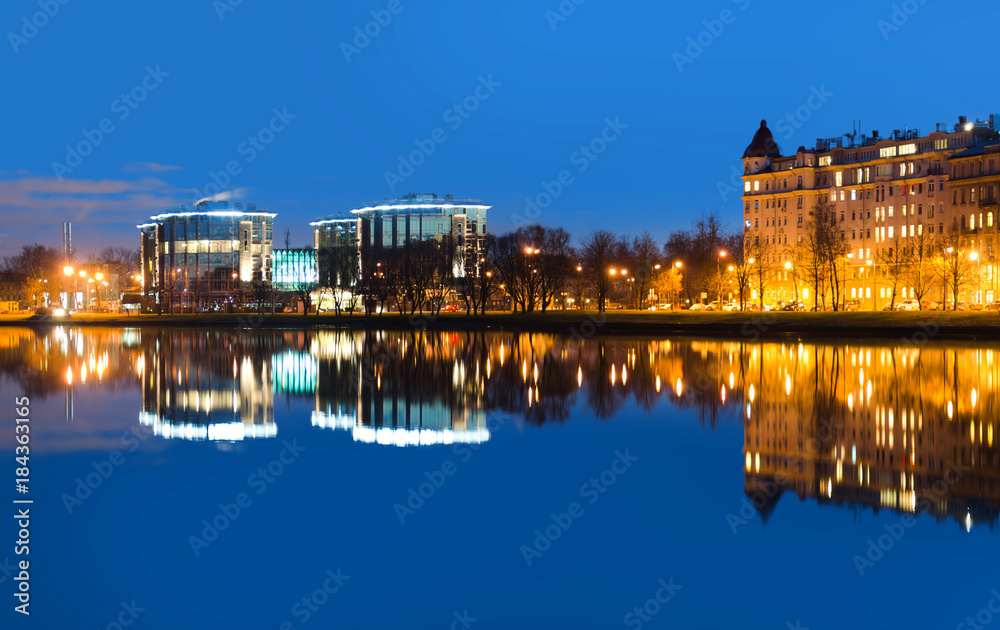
left=2, top=311, right=999, bottom=340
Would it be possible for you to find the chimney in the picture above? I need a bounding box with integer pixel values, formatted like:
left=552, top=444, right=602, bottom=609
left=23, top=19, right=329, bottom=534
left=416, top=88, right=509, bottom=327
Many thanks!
left=936, top=123, right=940, bottom=132
left=872, top=130, right=879, bottom=139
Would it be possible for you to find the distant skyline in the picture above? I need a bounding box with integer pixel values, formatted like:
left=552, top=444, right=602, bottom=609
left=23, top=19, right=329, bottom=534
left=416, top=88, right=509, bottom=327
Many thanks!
left=3, top=0, right=1000, bottom=257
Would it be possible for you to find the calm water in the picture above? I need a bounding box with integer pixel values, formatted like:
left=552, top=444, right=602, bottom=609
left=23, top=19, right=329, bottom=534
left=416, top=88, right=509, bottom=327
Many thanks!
left=2, top=327, right=999, bottom=629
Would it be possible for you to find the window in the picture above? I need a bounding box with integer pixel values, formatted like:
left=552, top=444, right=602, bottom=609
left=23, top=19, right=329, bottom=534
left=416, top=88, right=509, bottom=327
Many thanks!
left=888, top=206, right=894, bottom=218
left=934, top=139, right=947, bottom=150
left=754, top=181, right=759, bottom=191
left=835, top=171, right=843, bottom=187
left=797, top=196, right=803, bottom=208
left=990, top=212, right=995, bottom=227
left=852, top=230, right=857, bottom=239
left=754, top=219, right=759, bottom=227
left=880, top=146, right=897, bottom=158
left=888, top=226, right=894, bottom=238
left=851, top=190, right=857, bottom=201
left=840, top=211, right=845, bottom=221
left=754, top=201, right=759, bottom=209
left=744, top=182, right=751, bottom=192
left=888, top=186, right=893, bottom=196
left=820, top=156, right=832, bottom=166
left=797, top=214, right=803, bottom=225
left=876, top=164, right=892, bottom=176
left=918, top=204, right=922, bottom=215
left=899, top=143, right=916, bottom=155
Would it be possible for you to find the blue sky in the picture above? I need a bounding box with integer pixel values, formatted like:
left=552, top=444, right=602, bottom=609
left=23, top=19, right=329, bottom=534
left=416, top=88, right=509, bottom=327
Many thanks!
left=2, top=0, right=999, bottom=257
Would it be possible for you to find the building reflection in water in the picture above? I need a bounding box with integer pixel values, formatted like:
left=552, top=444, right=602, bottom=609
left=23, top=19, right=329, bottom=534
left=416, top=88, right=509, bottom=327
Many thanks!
left=741, top=342, right=1000, bottom=531
left=310, top=331, right=490, bottom=446
left=3, top=327, right=1000, bottom=529
left=139, top=330, right=278, bottom=441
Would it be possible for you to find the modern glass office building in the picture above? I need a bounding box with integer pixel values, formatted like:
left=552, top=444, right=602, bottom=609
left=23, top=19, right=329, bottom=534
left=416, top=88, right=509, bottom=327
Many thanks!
left=138, top=200, right=274, bottom=310
left=272, top=248, right=318, bottom=291
left=312, top=193, right=489, bottom=278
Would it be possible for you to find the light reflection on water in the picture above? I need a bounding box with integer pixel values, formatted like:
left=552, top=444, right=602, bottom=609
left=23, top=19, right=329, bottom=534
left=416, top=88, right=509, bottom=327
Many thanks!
left=2, top=326, right=999, bottom=530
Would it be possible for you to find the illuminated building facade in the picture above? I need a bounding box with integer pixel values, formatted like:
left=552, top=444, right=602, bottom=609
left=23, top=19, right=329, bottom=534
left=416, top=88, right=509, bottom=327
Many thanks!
left=741, top=116, right=1000, bottom=309
left=346, top=193, right=489, bottom=278
left=138, top=200, right=274, bottom=311
left=272, top=248, right=318, bottom=291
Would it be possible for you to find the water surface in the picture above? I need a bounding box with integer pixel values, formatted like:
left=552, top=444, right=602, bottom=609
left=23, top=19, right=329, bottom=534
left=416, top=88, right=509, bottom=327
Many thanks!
left=1, top=327, right=998, bottom=629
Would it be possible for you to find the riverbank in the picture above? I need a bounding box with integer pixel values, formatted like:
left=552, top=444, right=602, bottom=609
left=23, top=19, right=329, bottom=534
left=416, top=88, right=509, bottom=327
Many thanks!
left=2, top=310, right=999, bottom=339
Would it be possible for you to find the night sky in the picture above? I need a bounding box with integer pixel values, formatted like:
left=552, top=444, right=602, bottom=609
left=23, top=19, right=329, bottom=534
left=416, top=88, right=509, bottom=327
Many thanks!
left=2, top=0, right=999, bottom=257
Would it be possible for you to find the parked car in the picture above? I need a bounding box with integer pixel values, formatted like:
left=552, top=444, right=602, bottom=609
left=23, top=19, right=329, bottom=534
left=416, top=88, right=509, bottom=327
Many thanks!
left=704, top=300, right=721, bottom=311
left=689, top=303, right=705, bottom=311
left=921, top=300, right=942, bottom=311
left=985, top=300, right=1000, bottom=311
left=781, top=300, right=805, bottom=312
left=721, top=302, right=740, bottom=312
left=896, top=299, right=920, bottom=311
left=442, top=304, right=460, bottom=312
left=842, top=299, right=862, bottom=311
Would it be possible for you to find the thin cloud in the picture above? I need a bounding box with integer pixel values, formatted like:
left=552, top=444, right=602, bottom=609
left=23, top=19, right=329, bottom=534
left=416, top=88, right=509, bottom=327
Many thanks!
left=122, top=162, right=182, bottom=173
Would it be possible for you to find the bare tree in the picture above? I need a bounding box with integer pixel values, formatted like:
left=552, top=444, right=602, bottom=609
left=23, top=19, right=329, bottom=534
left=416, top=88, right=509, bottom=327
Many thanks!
left=908, top=229, right=938, bottom=309
left=936, top=225, right=976, bottom=310
left=876, top=234, right=910, bottom=310
left=579, top=229, right=623, bottom=312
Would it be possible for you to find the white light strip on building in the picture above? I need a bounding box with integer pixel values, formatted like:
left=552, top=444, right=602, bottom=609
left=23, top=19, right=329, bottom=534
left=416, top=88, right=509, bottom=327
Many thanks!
left=350, top=203, right=491, bottom=214
left=308, top=218, right=359, bottom=227
left=149, top=211, right=277, bottom=220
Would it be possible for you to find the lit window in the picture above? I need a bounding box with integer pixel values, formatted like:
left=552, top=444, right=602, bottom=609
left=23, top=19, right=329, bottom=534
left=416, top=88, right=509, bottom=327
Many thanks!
left=971, top=214, right=976, bottom=229
left=888, top=226, right=894, bottom=238
left=835, top=171, right=843, bottom=187
left=900, top=163, right=906, bottom=177
left=851, top=190, right=857, bottom=201
left=990, top=212, right=994, bottom=227
left=744, top=182, right=750, bottom=192
left=754, top=181, right=759, bottom=191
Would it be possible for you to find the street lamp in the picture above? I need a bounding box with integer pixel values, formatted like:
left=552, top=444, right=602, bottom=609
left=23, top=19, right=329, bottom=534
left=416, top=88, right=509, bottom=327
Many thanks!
left=63, top=266, right=74, bottom=310
left=716, top=250, right=727, bottom=303
left=971, top=251, right=981, bottom=305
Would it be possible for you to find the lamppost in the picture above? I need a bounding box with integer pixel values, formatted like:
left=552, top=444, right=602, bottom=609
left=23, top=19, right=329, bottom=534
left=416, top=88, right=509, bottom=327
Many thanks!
left=945, top=246, right=955, bottom=309
left=971, top=251, right=981, bottom=306
left=784, top=261, right=797, bottom=303
left=63, top=265, right=74, bottom=310
left=673, top=261, right=682, bottom=308
left=727, top=265, right=735, bottom=303
left=94, top=272, right=104, bottom=311
left=865, top=259, right=874, bottom=310
left=716, top=250, right=727, bottom=303
left=78, top=270, right=87, bottom=310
